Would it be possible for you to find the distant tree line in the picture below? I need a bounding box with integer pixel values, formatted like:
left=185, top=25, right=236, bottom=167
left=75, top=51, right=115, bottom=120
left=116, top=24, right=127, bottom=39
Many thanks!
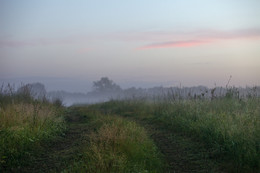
left=2, top=77, right=259, bottom=106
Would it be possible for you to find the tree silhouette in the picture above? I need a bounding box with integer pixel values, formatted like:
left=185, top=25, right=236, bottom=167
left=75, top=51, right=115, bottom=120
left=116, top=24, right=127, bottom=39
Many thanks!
left=92, top=77, right=121, bottom=93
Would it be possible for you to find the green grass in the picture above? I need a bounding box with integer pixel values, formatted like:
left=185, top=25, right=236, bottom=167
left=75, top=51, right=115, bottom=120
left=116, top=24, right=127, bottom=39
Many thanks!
left=0, top=94, right=66, bottom=170
left=156, top=99, right=260, bottom=172
left=1, top=84, right=259, bottom=172
left=64, top=107, right=163, bottom=173
left=88, top=97, right=260, bottom=172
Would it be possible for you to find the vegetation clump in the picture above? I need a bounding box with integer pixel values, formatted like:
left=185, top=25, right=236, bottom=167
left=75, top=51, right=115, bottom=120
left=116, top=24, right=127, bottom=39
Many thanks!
left=0, top=84, right=66, bottom=171
left=65, top=107, right=163, bottom=173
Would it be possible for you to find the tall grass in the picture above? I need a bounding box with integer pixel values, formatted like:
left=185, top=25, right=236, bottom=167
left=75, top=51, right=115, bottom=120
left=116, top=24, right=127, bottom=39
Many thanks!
left=155, top=98, right=260, bottom=172
left=65, top=108, right=163, bottom=173
left=0, top=84, right=65, bottom=170
left=90, top=94, right=260, bottom=172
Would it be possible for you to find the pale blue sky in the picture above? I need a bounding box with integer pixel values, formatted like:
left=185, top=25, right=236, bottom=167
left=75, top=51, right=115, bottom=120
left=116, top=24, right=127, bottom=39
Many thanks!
left=1, top=0, right=260, bottom=91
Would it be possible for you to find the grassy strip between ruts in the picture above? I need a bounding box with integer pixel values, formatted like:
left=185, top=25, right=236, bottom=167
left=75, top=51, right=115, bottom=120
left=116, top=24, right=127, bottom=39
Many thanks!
left=63, top=106, right=164, bottom=173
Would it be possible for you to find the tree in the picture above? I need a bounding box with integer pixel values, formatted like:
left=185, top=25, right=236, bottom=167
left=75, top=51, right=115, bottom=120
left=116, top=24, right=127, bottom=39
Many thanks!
left=92, top=77, right=121, bottom=93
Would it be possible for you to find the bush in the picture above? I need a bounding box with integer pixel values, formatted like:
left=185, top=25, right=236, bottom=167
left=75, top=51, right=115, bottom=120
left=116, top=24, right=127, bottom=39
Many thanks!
left=66, top=114, right=163, bottom=172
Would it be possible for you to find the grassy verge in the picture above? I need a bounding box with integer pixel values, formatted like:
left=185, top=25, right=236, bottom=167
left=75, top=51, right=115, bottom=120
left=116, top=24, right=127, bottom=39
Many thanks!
left=0, top=92, right=66, bottom=171
left=64, top=106, right=163, bottom=173
left=88, top=97, right=260, bottom=172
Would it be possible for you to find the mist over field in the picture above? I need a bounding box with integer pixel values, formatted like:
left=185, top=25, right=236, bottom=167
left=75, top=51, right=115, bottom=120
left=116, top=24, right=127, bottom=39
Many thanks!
left=1, top=0, right=260, bottom=90
left=2, top=77, right=260, bottom=106
left=1, top=1, right=260, bottom=172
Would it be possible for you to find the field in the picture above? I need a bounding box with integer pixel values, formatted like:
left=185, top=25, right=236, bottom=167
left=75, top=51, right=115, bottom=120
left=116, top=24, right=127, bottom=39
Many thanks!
left=91, top=96, right=259, bottom=172
left=0, top=85, right=66, bottom=171
left=0, top=86, right=259, bottom=172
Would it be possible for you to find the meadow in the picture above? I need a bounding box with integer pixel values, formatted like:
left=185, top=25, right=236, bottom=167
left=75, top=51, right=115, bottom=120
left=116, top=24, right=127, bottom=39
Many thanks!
left=0, top=84, right=164, bottom=172
left=0, top=84, right=259, bottom=172
left=89, top=88, right=259, bottom=172
left=0, top=85, right=66, bottom=171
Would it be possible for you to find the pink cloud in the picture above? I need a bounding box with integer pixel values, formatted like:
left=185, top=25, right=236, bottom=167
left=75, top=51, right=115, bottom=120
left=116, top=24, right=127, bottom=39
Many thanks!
left=112, top=29, right=260, bottom=43
left=136, top=28, right=260, bottom=50
left=137, top=40, right=211, bottom=49
left=1, top=28, right=260, bottom=50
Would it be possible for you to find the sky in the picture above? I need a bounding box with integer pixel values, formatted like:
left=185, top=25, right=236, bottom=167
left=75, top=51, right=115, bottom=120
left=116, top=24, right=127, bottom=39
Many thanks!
left=1, top=0, right=260, bottom=92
